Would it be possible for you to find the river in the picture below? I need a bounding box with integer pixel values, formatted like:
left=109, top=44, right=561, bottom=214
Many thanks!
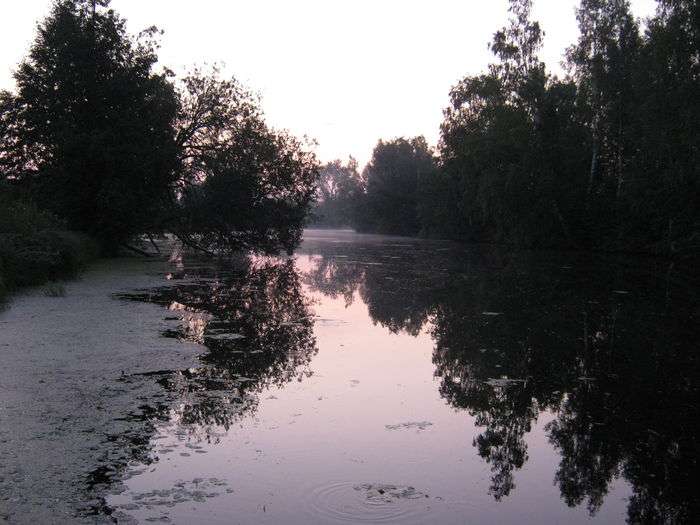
left=1, top=229, right=697, bottom=524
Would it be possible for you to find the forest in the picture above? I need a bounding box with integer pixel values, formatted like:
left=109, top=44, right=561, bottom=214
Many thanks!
left=312, top=0, right=698, bottom=256
left=1, top=0, right=698, bottom=301
left=0, top=0, right=318, bottom=299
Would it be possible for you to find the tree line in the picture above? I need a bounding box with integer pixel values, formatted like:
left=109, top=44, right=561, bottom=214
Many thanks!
left=0, top=0, right=318, bottom=257
left=312, top=0, right=698, bottom=255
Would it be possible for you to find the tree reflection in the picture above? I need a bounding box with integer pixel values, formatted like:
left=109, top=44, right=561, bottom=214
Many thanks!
left=117, top=257, right=317, bottom=438
left=472, top=383, right=536, bottom=500
left=429, top=262, right=570, bottom=501
left=305, top=255, right=365, bottom=306
left=302, top=238, right=447, bottom=335
left=303, top=241, right=698, bottom=522
left=547, top=299, right=699, bottom=523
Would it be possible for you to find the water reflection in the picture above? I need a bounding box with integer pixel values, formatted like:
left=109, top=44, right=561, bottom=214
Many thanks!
left=111, top=232, right=697, bottom=523
left=116, top=258, right=317, bottom=437
left=300, top=234, right=698, bottom=523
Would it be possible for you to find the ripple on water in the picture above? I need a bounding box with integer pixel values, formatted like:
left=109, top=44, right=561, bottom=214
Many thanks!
left=306, top=481, right=433, bottom=524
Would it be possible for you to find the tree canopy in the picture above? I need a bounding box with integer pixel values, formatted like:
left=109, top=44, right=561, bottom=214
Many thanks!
left=0, top=0, right=319, bottom=255
left=308, top=0, right=697, bottom=255
left=357, top=137, right=437, bottom=236
left=2, top=0, right=696, bottom=256
left=312, top=158, right=363, bottom=228
left=174, top=71, right=318, bottom=254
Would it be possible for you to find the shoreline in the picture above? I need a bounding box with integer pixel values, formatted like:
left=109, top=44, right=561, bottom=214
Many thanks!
left=0, top=256, right=202, bottom=523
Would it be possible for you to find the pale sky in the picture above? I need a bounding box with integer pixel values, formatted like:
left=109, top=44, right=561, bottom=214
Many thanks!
left=0, top=0, right=657, bottom=166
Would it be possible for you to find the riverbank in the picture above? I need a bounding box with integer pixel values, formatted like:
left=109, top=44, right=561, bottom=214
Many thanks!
left=0, top=256, right=203, bottom=523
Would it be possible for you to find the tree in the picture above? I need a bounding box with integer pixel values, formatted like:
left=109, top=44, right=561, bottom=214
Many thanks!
left=173, top=71, right=319, bottom=255
left=562, top=0, right=698, bottom=253
left=440, top=0, right=583, bottom=246
left=312, top=158, right=364, bottom=227
left=489, top=0, right=546, bottom=114
left=358, top=137, right=436, bottom=236
left=4, top=0, right=179, bottom=251
left=1, top=1, right=319, bottom=256
left=625, top=0, right=699, bottom=252
left=566, top=0, right=641, bottom=227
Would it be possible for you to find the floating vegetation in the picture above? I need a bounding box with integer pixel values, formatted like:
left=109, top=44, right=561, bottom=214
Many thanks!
left=353, top=483, right=428, bottom=502
left=203, top=332, right=246, bottom=342
left=120, top=477, right=232, bottom=511
left=385, top=421, right=433, bottom=431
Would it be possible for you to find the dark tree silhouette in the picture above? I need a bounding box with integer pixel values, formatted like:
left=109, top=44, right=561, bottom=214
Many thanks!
left=0, top=1, right=319, bottom=256
left=334, top=0, right=698, bottom=255
left=356, top=137, right=437, bottom=236
left=1, top=0, right=179, bottom=251
left=311, top=158, right=364, bottom=228
left=173, top=71, right=319, bottom=255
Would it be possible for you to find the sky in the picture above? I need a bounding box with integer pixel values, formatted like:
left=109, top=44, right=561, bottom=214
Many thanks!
left=0, top=0, right=658, bottom=167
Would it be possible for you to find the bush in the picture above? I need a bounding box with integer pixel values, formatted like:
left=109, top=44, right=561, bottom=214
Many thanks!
left=0, top=192, right=98, bottom=300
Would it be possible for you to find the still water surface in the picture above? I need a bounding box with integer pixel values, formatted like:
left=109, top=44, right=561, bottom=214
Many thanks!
left=108, top=230, right=698, bottom=524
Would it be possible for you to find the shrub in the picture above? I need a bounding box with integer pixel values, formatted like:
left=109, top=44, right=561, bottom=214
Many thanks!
left=0, top=192, right=97, bottom=298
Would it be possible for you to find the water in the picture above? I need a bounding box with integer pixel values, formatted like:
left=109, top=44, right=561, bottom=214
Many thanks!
left=106, top=229, right=698, bottom=524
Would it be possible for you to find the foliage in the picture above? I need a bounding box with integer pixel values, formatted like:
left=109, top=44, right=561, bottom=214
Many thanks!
left=439, top=0, right=589, bottom=247
left=622, top=0, right=699, bottom=253
left=43, top=282, right=67, bottom=297
left=1, top=0, right=179, bottom=252
left=318, top=0, right=697, bottom=255
left=309, top=139, right=439, bottom=238
left=0, top=190, right=98, bottom=300
left=311, top=158, right=363, bottom=227
left=356, top=137, right=437, bottom=236
left=174, top=71, right=319, bottom=255
left=0, top=1, right=319, bottom=258
left=1, top=0, right=696, bottom=258
left=438, top=0, right=697, bottom=252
